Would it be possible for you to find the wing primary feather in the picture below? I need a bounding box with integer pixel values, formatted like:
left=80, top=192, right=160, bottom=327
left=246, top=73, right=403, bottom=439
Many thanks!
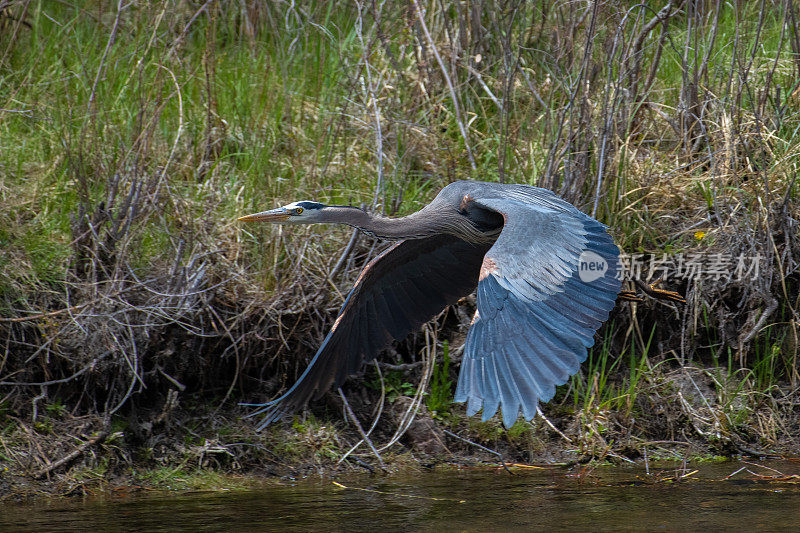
left=504, top=336, right=546, bottom=400
left=493, top=342, right=522, bottom=428
left=503, top=338, right=541, bottom=422
left=249, top=234, right=491, bottom=428
left=521, top=304, right=586, bottom=355
left=372, top=290, right=405, bottom=340
left=524, top=298, right=595, bottom=348
left=492, top=305, right=536, bottom=427
left=516, top=329, right=576, bottom=391
left=454, top=340, right=473, bottom=403
left=400, top=275, right=433, bottom=312
left=481, top=346, right=502, bottom=421
left=381, top=289, right=418, bottom=339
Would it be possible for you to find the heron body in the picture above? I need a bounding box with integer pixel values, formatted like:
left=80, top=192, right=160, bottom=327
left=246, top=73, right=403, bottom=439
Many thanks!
left=240, top=181, right=621, bottom=428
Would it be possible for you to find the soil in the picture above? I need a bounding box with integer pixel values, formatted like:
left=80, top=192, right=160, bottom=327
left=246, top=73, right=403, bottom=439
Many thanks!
left=3, top=359, right=798, bottom=503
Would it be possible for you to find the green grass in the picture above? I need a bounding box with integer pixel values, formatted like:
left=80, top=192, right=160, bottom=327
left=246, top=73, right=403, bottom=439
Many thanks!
left=367, top=369, right=416, bottom=404
left=0, top=1, right=797, bottom=446
left=427, top=340, right=454, bottom=417
left=133, top=466, right=254, bottom=492
left=568, top=321, right=655, bottom=415
left=3, top=2, right=797, bottom=251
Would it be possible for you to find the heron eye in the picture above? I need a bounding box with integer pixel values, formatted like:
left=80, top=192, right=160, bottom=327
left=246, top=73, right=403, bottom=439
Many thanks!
left=295, top=207, right=303, bottom=214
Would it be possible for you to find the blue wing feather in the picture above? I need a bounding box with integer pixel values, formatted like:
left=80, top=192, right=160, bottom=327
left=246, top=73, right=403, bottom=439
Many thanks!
left=454, top=191, right=621, bottom=427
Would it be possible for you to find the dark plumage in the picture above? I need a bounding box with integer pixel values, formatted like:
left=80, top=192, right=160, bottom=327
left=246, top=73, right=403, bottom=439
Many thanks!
left=295, top=201, right=326, bottom=210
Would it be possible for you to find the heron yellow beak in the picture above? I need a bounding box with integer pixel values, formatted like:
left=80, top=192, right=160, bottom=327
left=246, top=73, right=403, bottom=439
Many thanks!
left=238, top=208, right=291, bottom=223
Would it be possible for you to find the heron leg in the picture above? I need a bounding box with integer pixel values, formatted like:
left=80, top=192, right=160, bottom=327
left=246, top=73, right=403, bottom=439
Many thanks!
left=618, top=290, right=645, bottom=302
left=620, top=278, right=686, bottom=304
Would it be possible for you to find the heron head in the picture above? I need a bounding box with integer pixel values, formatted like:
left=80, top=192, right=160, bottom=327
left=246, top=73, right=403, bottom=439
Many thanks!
left=238, top=201, right=328, bottom=224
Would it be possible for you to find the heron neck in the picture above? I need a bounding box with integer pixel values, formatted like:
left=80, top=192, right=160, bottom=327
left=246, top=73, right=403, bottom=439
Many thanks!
left=325, top=206, right=491, bottom=243
left=323, top=207, right=437, bottom=240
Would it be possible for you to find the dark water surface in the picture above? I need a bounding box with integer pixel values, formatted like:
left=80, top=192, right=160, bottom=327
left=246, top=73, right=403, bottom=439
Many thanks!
left=4, top=461, right=799, bottom=531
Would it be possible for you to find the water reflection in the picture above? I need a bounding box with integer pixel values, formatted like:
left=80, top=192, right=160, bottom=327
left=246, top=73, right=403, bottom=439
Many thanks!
left=4, top=462, right=799, bottom=532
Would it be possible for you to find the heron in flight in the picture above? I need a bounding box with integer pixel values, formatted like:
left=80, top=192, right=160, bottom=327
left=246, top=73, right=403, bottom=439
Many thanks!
left=240, top=181, right=621, bottom=429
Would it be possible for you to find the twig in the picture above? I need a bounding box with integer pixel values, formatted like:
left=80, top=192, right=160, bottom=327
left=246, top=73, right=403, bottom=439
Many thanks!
left=377, top=361, right=424, bottom=371
left=461, top=61, right=502, bottom=110
left=338, top=388, right=386, bottom=470
left=354, top=1, right=386, bottom=210
left=538, top=409, right=572, bottom=443
left=723, top=466, right=748, bottom=480
left=739, top=294, right=779, bottom=346
left=33, top=431, right=109, bottom=479
left=157, top=63, right=185, bottom=191
left=328, top=228, right=359, bottom=282
left=87, top=0, right=125, bottom=112
left=338, top=361, right=386, bottom=465
left=376, top=326, right=435, bottom=452
left=165, top=0, right=214, bottom=59
left=441, top=428, right=511, bottom=474
left=411, top=0, right=476, bottom=169
left=157, top=367, right=186, bottom=392
left=0, top=267, right=200, bottom=322
left=441, top=428, right=502, bottom=458
left=0, top=0, right=31, bottom=69
left=0, top=302, right=91, bottom=323
left=0, top=352, right=111, bottom=386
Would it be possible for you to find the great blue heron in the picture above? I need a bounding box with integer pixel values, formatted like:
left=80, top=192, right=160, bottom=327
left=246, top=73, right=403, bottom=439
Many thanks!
left=240, top=180, right=623, bottom=429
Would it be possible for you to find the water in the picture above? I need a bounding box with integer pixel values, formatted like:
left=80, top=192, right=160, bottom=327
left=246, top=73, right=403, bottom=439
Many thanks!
left=3, top=461, right=799, bottom=531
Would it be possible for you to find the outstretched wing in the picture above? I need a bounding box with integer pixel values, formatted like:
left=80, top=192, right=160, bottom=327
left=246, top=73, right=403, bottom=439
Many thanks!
left=250, top=234, right=491, bottom=429
left=454, top=191, right=621, bottom=428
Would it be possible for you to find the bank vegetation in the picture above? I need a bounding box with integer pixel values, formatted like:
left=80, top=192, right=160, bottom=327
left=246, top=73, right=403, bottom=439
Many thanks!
left=0, top=0, right=798, bottom=496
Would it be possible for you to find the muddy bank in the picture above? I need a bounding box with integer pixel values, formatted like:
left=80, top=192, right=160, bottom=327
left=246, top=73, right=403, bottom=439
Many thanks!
left=2, top=352, right=798, bottom=502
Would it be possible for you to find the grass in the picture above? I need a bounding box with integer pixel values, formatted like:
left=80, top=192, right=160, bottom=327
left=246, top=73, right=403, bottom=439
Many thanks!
left=133, top=467, right=255, bottom=492
left=0, top=0, right=798, bottom=477
left=426, top=340, right=453, bottom=417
